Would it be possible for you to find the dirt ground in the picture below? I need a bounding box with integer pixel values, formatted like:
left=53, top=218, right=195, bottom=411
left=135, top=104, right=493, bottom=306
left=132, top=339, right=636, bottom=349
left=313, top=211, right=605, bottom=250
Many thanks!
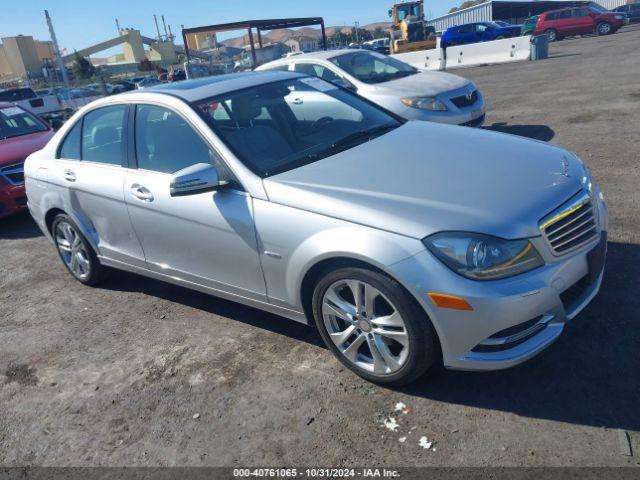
left=1, top=26, right=639, bottom=468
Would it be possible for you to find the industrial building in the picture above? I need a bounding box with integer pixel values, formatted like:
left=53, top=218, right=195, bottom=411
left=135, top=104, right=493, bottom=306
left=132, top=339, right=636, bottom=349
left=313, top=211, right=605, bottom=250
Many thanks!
left=426, top=0, right=629, bottom=32
left=0, top=35, right=55, bottom=81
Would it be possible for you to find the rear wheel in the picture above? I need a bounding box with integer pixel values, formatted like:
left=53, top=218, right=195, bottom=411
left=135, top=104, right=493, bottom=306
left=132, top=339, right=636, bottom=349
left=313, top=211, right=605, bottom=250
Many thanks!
left=311, top=267, right=439, bottom=386
left=596, top=22, right=612, bottom=35
left=545, top=29, right=558, bottom=42
left=52, top=214, right=104, bottom=286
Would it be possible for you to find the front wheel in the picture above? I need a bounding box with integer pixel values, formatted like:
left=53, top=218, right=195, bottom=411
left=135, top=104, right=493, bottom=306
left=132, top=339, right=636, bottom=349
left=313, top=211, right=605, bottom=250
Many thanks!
left=52, top=214, right=104, bottom=286
left=545, top=29, right=558, bottom=42
left=312, top=267, right=439, bottom=386
left=596, top=22, right=612, bottom=35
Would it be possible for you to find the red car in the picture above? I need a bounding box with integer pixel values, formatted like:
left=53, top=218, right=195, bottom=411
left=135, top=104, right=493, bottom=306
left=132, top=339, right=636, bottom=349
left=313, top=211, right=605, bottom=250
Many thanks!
left=534, top=6, right=625, bottom=41
left=0, top=103, right=54, bottom=219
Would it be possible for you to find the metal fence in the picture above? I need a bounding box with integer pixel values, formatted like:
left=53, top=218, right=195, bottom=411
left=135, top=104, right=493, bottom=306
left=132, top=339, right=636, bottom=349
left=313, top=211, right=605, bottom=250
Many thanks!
left=427, top=0, right=630, bottom=32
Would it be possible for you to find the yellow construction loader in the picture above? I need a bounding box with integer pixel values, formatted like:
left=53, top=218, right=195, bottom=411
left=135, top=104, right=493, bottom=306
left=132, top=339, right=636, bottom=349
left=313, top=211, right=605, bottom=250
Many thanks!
left=388, top=0, right=437, bottom=54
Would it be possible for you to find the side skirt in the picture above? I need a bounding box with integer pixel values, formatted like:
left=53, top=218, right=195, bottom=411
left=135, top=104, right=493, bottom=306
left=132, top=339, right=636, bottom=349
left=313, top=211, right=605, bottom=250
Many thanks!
left=99, top=256, right=309, bottom=325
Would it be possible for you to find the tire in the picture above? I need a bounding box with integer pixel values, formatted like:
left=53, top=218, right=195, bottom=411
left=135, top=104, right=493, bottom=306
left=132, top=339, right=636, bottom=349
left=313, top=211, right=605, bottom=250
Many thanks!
left=495, top=35, right=505, bottom=40
left=545, top=29, right=558, bottom=42
left=51, top=213, right=104, bottom=286
left=596, top=22, right=612, bottom=35
left=311, top=266, right=439, bottom=386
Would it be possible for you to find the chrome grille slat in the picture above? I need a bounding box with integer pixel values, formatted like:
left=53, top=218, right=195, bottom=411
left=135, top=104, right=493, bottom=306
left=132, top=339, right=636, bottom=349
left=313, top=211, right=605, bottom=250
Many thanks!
left=0, top=162, right=25, bottom=186
left=540, top=191, right=598, bottom=256
left=546, top=206, right=593, bottom=236
left=552, top=224, right=596, bottom=250
left=547, top=215, right=595, bottom=243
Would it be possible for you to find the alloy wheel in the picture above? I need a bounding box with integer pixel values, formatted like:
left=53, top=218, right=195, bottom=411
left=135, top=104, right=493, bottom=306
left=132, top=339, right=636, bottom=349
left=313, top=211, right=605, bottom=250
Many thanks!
left=55, top=221, right=91, bottom=281
left=321, top=279, right=409, bottom=375
left=598, top=23, right=611, bottom=34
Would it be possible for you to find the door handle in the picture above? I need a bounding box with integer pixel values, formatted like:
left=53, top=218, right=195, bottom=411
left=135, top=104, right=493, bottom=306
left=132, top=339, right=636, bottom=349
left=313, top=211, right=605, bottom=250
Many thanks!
left=62, top=169, right=76, bottom=182
left=130, top=184, right=154, bottom=202
left=291, top=98, right=303, bottom=105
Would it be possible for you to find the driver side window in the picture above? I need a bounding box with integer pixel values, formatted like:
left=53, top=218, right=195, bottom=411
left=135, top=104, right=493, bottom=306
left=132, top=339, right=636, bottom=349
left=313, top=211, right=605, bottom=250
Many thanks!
left=134, top=104, right=222, bottom=174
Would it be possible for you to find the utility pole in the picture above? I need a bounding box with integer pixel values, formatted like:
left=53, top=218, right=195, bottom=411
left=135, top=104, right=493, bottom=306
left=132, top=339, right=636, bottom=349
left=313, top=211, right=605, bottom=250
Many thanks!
left=44, top=10, right=69, bottom=85
left=354, top=21, right=360, bottom=44
left=153, top=14, right=162, bottom=41
left=161, top=15, right=169, bottom=40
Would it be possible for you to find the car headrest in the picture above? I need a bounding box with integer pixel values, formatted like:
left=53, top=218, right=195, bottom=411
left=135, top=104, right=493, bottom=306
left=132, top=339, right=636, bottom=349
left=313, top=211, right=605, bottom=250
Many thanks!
left=91, top=125, right=118, bottom=147
left=231, top=96, right=263, bottom=126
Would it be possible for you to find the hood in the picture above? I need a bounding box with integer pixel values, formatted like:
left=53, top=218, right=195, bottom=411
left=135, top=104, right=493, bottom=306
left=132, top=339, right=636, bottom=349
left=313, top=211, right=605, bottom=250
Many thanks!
left=264, top=122, right=584, bottom=240
left=373, top=71, right=471, bottom=97
left=0, top=129, right=53, bottom=167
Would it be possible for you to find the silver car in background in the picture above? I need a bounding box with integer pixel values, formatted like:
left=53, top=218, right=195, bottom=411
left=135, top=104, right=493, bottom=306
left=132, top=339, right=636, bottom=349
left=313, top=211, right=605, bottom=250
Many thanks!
left=257, top=49, right=485, bottom=127
left=25, top=72, right=606, bottom=386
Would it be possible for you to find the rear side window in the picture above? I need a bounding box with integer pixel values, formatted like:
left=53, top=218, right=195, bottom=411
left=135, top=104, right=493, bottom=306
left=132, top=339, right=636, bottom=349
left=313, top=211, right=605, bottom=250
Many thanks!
left=135, top=104, right=215, bottom=174
left=81, top=105, right=126, bottom=165
left=58, top=121, right=82, bottom=160
left=294, top=63, right=342, bottom=83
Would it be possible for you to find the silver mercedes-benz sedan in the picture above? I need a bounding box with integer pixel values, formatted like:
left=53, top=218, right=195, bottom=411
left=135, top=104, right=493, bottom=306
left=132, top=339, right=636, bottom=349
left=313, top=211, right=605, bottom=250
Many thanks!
left=257, top=49, right=485, bottom=127
left=25, top=71, right=607, bottom=386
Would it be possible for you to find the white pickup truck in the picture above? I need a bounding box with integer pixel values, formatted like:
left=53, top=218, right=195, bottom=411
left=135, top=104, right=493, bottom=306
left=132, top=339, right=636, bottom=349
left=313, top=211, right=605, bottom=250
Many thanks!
left=0, top=87, right=65, bottom=123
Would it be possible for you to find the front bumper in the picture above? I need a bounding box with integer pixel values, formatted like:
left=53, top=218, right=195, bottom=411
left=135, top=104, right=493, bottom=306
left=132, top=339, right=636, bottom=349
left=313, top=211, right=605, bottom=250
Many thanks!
left=399, top=85, right=486, bottom=127
left=0, top=183, right=27, bottom=219
left=386, top=188, right=608, bottom=371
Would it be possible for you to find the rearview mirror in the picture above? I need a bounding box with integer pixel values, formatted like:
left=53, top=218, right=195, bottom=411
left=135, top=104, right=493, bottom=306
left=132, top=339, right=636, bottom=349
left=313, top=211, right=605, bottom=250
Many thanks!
left=170, top=163, right=225, bottom=197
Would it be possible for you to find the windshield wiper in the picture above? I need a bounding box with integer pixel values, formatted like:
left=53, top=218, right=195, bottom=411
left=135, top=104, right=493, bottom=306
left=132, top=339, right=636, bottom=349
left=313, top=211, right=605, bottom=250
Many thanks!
left=264, top=123, right=399, bottom=177
left=330, top=123, right=399, bottom=150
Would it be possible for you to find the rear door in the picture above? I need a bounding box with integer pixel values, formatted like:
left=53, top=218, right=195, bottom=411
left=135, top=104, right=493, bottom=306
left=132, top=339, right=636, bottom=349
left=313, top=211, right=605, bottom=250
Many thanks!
left=52, top=104, right=146, bottom=267
left=124, top=103, right=266, bottom=299
left=555, top=9, right=573, bottom=34
left=456, top=24, right=476, bottom=45
left=571, top=8, right=593, bottom=34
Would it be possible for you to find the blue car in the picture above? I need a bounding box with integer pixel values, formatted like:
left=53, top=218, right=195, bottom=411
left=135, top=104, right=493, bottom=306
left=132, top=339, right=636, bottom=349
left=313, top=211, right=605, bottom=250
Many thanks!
left=441, top=22, right=521, bottom=49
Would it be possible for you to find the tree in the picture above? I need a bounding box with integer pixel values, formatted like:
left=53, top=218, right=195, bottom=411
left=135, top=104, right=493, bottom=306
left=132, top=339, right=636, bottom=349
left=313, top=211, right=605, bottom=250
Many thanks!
left=138, top=58, right=155, bottom=72
left=449, top=0, right=485, bottom=13
left=71, top=52, right=94, bottom=79
left=372, top=27, right=388, bottom=39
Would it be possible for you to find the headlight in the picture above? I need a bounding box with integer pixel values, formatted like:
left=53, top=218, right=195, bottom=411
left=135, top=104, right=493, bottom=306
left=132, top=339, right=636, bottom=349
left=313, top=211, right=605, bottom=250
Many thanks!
left=423, top=232, right=544, bottom=280
left=401, top=97, right=448, bottom=111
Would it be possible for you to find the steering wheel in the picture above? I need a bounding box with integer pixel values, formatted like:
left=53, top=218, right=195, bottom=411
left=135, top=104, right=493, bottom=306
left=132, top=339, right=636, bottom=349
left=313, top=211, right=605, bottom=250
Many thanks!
left=310, top=116, right=334, bottom=133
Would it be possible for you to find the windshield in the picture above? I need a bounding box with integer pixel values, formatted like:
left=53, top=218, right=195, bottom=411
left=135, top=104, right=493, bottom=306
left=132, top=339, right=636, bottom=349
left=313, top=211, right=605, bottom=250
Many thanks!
left=0, top=105, right=48, bottom=140
left=195, top=77, right=402, bottom=177
left=329, top=51, right=418, bottom=84
left=589, top=4, right=607, bottom=13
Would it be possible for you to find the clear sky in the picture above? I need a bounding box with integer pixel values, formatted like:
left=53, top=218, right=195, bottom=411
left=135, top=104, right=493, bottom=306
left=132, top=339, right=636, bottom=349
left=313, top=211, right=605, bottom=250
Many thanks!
left=1, top=0, right=459, bottom=53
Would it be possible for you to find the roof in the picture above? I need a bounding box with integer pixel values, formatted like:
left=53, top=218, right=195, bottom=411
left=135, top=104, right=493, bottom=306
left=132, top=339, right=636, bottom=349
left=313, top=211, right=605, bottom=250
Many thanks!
left=182, top=18, right=325, bottom=35
left=135, top=70, right=303, bottom=102
left=257, top=48, right=361, bottom=69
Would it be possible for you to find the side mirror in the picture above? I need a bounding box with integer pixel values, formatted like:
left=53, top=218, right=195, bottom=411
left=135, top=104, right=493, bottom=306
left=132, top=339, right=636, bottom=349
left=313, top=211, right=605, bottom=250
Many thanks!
left=170, top=163, right=225, bottom=197
left=388, top=9, right=393, bottom=18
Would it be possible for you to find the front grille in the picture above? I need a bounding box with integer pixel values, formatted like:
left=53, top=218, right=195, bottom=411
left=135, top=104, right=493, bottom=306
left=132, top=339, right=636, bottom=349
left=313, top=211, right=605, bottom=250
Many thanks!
left=450, top=90, right=478, bottom=108
left=0, top=162, right=25, bottom=185
left=540, top=191, right=598, bottom=255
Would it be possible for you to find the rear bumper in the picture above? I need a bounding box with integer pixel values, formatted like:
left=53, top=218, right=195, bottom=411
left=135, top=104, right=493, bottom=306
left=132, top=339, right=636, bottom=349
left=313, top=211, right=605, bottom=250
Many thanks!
left=0, top=183, right=27, bottom=219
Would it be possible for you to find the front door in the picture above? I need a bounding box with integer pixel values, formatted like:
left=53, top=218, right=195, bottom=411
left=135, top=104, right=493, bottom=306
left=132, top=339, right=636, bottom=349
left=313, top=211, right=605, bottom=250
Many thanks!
left=124, top=103, right=266, bottom=300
